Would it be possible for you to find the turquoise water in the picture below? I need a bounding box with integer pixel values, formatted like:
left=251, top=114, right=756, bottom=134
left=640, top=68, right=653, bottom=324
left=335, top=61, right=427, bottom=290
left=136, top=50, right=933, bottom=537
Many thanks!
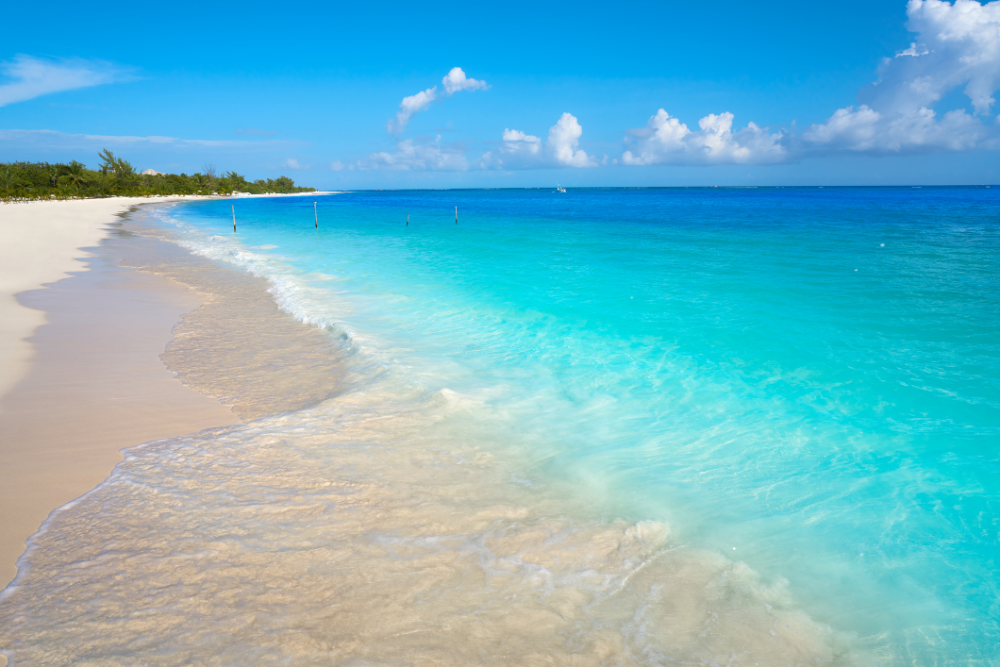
left=170, top=187, right=1000, bottom=661
left=3, top=187, right=998, bottom=664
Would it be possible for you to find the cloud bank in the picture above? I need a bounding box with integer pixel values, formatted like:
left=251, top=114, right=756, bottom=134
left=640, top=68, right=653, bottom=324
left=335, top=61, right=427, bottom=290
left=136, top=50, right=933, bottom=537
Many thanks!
left=861, top=0, right=1000, bottom=116
left=360, top=136, right=469, bottom=171
left=357, top=1, right=1000, bottom=173
left=387, top=67, right=488, bottom=134
left=800, top=0, right=1000, bottom=155
left=481, top=113, right=598, bottom=169
left=360, top=113, right=598, bottom=172
left=621, top=0, right=1000, bottom=167
left=0, top=55, right=135, bottom=107
left=621, top=110, right=787, bottom=166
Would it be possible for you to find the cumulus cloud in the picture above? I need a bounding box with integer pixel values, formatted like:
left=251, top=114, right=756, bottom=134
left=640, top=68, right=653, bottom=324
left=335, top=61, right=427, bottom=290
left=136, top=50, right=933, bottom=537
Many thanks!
left=442, top=67, right=488, bottom=95
left=481, top=113, right=597, bottom=169
left=621, top=0, right=1000, bottom=165
left=802, top=105, right=986, bottom=153
left=621, top=109, right=787, bottom=166
left=0, top=55, right=135, bottom=107
left=341, top=2, right=999, bottom=173
left=861, top=0, right=1000, bottom=115
left=359, top=136, right=469, bottom=171
left=548, top=113, right=597, bottom=167
left=387, top=87, right=438, bottom=135
left=387, top=67, right=489, bottom=134
left=804, top=0, right=1000, bottom=155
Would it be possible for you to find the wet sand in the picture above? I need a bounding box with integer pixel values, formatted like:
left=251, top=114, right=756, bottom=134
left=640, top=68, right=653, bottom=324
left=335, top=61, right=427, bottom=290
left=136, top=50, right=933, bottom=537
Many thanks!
left=0, top=218, right=239, bottom=590
left=0, top=198, right=207, bottom=399
left=0, top=199, right=347, bottom=593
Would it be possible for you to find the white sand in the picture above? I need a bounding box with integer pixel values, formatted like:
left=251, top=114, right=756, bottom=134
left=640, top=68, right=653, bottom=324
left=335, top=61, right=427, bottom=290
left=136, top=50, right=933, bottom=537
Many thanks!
left=0, top=197, right=193, bottom=400
left=0, top=193, right=333, bottom=400
left=0, top=196, right=241, bottom=590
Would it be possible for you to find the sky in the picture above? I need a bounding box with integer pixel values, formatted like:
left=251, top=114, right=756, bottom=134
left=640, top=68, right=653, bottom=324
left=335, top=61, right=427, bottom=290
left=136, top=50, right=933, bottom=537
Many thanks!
left=1, top=0, right=999, bottom=187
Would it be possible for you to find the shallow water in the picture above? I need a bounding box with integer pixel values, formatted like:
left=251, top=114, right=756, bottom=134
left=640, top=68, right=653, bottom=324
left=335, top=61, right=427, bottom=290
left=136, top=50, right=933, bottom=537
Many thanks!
left=1, top=187, right=998, bottom=665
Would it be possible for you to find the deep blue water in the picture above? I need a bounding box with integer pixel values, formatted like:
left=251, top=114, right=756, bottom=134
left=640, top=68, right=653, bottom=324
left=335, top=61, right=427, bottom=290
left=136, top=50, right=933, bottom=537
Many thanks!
left=160, top=186, right=1000, bottom=662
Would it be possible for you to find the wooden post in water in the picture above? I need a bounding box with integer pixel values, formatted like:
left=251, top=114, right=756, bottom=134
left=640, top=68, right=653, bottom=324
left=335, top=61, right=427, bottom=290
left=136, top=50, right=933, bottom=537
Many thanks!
left=406, top=214, right=409, bottom=227
left=314, top=202, right=318, bottom=228
left=232, top=205, right=236, bottom=232
left=455, top=206, right=458, bottom=224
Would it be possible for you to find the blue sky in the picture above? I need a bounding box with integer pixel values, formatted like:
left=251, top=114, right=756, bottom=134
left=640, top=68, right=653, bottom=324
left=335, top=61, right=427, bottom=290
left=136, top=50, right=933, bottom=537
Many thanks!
left=2, top=0, right=998, bottom=187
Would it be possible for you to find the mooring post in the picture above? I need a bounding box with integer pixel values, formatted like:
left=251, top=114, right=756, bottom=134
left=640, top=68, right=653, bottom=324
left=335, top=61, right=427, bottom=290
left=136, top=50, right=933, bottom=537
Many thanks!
left=314, top=202, right=318, bottom=228
left=455, top=206, right=458, bottom=224
left=232, top=204, right=236, bottom=232
left=406, top=214, right=409, bottom=227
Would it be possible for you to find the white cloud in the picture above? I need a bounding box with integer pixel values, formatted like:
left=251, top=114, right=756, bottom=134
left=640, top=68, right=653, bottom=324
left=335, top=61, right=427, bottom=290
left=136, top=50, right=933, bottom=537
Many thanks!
left=802, top=0, right=1000, bottom=155
left=621, top=109, right=787, bottom=166
left=0, top=55, right=135, bottom=107
left=387, top=67, right=489, bottom=134
left=345, top=2, right=1000, bottom=175
left=802, top=105, right=986, bottom=153
left=548, top=113, right=597, bottom=167
left=286, top=158, right=302, bottom=169
left=387, top=87, right=438, bottom=134
left=622, top=0, right=1000, bottom=165
left=442, top=67, right=489, bottom=95
left=359, top=136, right=469, bottom=171
left=501, top=128, right=542, bottom=146
left=497, top=128, right=543, bottom=160
left=897, top=42, right=930, bottom=57
left=482, top=113, right=597, bottom=169
left=860, top=0, right=1000, bottom=116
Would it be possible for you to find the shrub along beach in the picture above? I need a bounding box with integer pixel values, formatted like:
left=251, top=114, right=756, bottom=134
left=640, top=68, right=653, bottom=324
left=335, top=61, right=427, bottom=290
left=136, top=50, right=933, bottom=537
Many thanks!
left=1, top=149, right=315, bottom=202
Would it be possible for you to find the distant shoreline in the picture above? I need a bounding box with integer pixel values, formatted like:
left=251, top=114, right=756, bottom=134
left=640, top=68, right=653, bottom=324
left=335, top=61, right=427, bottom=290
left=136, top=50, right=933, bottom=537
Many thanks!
left=2, top=190, right=340, bottom=205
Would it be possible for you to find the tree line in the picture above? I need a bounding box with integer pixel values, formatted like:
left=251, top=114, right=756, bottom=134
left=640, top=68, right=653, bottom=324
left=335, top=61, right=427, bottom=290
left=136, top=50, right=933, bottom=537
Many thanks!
left=1, top=149, right=315, bottom=202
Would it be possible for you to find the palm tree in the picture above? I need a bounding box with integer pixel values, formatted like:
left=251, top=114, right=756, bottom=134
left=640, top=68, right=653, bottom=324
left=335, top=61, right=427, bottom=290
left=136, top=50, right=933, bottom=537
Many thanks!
left=192, top=173, right=208, bottom=193
left=1, top=167, right=20, bottom=196
left=97, top=149, right=138, bottom=192
left=99, top=149, right=118, bottom=174
left=58, top=161, right=90, bottom=191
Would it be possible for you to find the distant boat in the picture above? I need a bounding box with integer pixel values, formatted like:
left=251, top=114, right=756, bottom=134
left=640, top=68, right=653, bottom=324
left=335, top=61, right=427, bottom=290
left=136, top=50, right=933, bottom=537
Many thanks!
left=556, top=186, right=566, bottom=193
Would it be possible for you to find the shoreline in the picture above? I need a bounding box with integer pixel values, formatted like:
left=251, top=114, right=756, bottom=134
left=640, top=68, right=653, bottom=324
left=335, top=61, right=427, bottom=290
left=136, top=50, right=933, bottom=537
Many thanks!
left=0, top=196, right=347, bottom=591
left=0, top=201, right=241, bottom=590
left=0, top=191, right=340, bottom=399
left=0, top=190, right=338, bottom=206
left=0, top=194, right=867, bottom=666
left=0, top=193, right=334, bottom=398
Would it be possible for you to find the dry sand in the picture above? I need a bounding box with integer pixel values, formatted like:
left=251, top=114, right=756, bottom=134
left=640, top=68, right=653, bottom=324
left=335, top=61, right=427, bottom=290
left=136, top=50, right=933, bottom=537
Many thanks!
left=0, top=198, right=239, bottom=590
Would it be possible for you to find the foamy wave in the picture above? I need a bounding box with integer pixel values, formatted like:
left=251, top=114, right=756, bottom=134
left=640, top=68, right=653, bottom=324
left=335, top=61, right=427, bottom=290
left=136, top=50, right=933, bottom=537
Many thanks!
left=0, top=383, right=859, bottom=665
left=149, top=205, right=413, bottom=390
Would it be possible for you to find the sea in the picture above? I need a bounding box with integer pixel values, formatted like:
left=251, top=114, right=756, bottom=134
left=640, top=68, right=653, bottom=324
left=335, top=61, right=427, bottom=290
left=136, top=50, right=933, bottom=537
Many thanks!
left=1, top=186, right=998, bottom=666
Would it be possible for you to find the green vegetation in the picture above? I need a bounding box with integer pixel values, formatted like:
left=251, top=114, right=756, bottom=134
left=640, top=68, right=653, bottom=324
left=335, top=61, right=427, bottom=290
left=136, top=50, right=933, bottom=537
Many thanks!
left=1, top=149, right=315, bottom=202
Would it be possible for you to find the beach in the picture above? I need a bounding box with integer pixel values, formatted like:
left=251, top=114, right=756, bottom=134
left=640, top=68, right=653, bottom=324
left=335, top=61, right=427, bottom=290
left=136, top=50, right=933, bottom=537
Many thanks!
left=0, top=188, right=996, bottom=665
left=0, top=197, right=244, bottom=590
left=0, top=193, right=348, bottom=590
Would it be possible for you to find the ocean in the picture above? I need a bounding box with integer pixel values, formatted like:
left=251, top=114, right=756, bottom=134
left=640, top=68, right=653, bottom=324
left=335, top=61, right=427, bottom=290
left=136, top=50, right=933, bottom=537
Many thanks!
left=1, top=186, right=997, bottom=665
